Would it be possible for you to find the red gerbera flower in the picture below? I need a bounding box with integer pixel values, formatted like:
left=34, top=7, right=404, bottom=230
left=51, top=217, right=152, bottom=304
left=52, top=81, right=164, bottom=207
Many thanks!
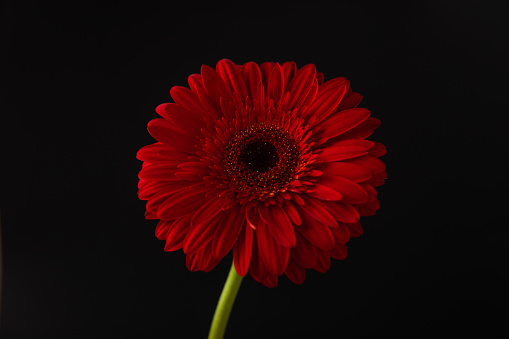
left=137, top=59, right=386, bottom=287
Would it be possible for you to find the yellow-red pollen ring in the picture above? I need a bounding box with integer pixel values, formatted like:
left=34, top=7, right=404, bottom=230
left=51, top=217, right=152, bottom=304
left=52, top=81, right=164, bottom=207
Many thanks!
left=222, top=123, right=301, bottom=200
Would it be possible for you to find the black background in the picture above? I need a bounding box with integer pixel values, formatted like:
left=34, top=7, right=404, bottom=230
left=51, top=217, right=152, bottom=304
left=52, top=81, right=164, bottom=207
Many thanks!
left=1, top=0, right=508, bottom=338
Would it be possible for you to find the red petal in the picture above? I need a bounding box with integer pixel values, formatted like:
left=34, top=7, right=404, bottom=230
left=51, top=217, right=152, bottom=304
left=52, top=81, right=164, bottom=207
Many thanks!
left=173, top=171, right=203, bottom=182
left=233, top=223, right=253, bottom=277
left=201, top=64, right=234, bottom=115
left=285, top=258, right=306, bottom=284
left=293, top=79, right=318, bottom=110
left=136, top=143, right=177, bottom=162
left=346, top=221, right=363, bottom=237
left=260, top=274, right=278, bottom=288
left=146, top=184, right=192, bottom=214
left=190, top=196, right=227, bottom=227
left=318, top=176, right=369, bottom=204
left=318, top=162, right=372, bottom=183
left=156, top=103, right=204, bottom=132
left=256, top=220, right=290, bottom=276
left=183, top=212, right=222, bottom=255
left=156, top=185, right=210, bottom=219
left=170, top=86, right=210, bottom=120
left=367, top=171, right=387, bottom=187
left=336, top=117, right=381, bottom=141
left=241, top=62, right=262, bottom=100
left=313, top=249, right=331, bottom=273
left=147, top=118, right=196, bottom=152
left=330, top=242, right=348, bottom=260
left=245, top=205, right=259, bottom=229
left=346, top=155, right=386, bottom=176
left=186, top=252, right=199, bottom=272
left=188, top=74, right=221, bottom=120
left=354, top=199, right=380, bottom=216
left=164, top=216, right=191, bottom=251
left=281, top=61, right=297, bottom=91
left=287, top=64, right=316, bottom=109
left=367, top=141, right=387, bottom=157
left=213, top=206, right=244, bottom=260
left=138, top=162, right=180, bottom=181
left=317, top=146, right=368, bottom=162
left=306, top=183, right=343, bottom=201
left=247, top=234, right=268, bottom=282
left=326, top=138, right=375, bottom=149
left=216, top=59, right=248, bottom=100
left=197, top=243, right=222, bottom=272
left=267, top=63, right=284, bottom=105
left=337, top=89, right=363, bottom=111
left=267, top=204, right=296, bottom=248
left=331, top=223, right=350, bottom=245
left=290, top=232, right=318, bottom=268
left=319, top=108, right=371, bottom=140
left=283, top=201, right=301, bottom=226
left=155, top=220, right=173, bottom=240
left=257, top=203, right=270, bottom=224
left=259, top=62, right=275, bottom=89
left=296, top=211, right=335, bottom=251
left=298, top=196, right=338, bottom=227
left=321, top=201, right=360, bottom=223
left=305, top=77, right=349, bottom=123
left=186, top=244, right=221, bottom=272
left=291, top=193, right=305, bottom=205
left=315, top=71, right=324, bottom=85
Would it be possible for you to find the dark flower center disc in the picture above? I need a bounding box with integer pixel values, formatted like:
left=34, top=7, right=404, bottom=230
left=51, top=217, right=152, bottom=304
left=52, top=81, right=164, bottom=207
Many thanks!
left=240, top=140, right=279, bottom=173
left=222, top=123, right=301, bottom=200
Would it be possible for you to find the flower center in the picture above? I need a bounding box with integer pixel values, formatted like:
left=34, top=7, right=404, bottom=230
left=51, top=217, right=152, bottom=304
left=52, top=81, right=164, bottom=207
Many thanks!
left=240, top=140, right=278, bottom=173
left=222, top=123, right=301, bottom=200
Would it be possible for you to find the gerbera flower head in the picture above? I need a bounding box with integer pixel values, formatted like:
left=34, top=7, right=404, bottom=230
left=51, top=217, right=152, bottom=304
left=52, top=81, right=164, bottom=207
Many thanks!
left=137, top=59, right=386, bottom=287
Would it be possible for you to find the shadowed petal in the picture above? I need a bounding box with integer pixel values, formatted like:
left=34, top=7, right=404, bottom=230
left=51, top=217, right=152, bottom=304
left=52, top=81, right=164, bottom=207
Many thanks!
left=306, top=183, right=343, bottom=201
left=281, top=61, right=297, bottom=92
left=297, top=196, right=338, bottom=227
left=213, top=206, right=244, bottom=260
left=147, top=118, right=197, bottom=152
left=157, top=185, right=210, bottom=219
left=287, top=64, right=316, bottom=108
left=319, top=108, right=371, bottom=140
left=155, top=220, right=173, bottom=240
left=318, top=175, right=369, bottom=204
left=285, top=258, right=306, bottom=284
left=318, top=162, right=373, bottom=182
left=201, top=64, right=234, bottom=116
left=257, top=220, right=290, bottom=276
left=305, top=78, right=349, bottom=123
left=337, top=88, right=363, bottom=111
left=164, top=215, right=191, bottom=252
left=336, top=117, right=381, bottom=141
left=317, top=145, right=368, bottom=162
left=290, top=232, right=318, bottom=268
left=267, top=204, right=296, bottom=247
left=183, top=212, right=222, bottom=255
left=267, top=63, right=285, bottom=104
left=170, top=86, right=210, bottom=120
left=156, top=103, right=204, bottom=132
left=346, top=221, right=363, bottom=237
left=233, top=223, right=253, bottom=277
left=216, top=59, right=248, bottom=100
left=190, top=196, right=228, bottom=228
left=283, top=201, right=301, bottom=225
left=296, top=210, right=335, bottom=251
left=241, top=61, right=262, bottom=101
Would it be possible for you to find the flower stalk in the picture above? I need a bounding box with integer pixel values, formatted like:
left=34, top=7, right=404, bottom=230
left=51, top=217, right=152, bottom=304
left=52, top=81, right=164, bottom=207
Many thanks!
left=208, top=261, right=243, bottom=339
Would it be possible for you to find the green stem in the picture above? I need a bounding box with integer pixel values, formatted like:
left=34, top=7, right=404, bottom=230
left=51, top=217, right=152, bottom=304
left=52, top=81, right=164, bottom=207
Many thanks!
left=208, top=261, right=243, bottom=339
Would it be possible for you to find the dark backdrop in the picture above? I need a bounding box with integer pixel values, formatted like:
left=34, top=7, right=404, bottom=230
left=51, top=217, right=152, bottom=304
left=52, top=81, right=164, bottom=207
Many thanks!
left=1, top=0, right=508, bottom=338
